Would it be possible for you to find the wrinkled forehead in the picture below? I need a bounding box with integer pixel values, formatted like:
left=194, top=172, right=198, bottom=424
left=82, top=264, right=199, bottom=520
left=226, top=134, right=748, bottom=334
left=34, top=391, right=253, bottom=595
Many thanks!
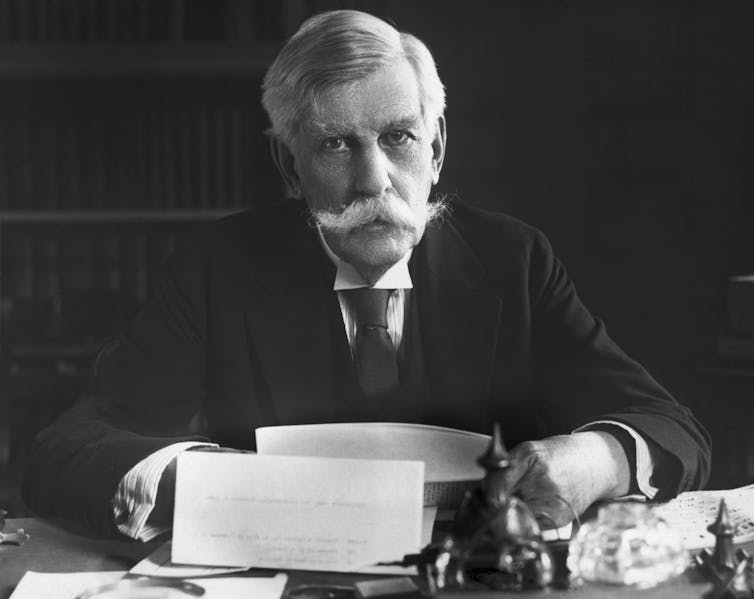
left=299, top=59, right=427, bottom=135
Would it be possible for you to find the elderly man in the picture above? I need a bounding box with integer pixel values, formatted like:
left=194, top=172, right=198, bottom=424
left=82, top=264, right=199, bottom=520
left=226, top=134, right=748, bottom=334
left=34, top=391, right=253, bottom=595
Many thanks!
left=23, top=10, right=709, bottom=538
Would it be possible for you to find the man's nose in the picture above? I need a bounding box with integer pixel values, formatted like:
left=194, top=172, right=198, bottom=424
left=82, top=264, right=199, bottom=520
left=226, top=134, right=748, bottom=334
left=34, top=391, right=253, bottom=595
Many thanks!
left=351, top=144, right=391, bottom=197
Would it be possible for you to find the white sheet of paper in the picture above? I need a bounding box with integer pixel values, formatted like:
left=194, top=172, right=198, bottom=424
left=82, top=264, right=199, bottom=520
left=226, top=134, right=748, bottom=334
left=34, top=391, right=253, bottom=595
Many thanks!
left=10, top=571, right=288, bottom=599
left=133, top=506, right=436, bottom=579
left=654, top=484, right=754, bottom=550
left=130, top=540, right=249, bottom=578
left=358, top=505, right=438, bottom=575
left=195, top=574, right=287, bottom=599
left=10, top=571, right=125, bottom=599
left=172, top=452, right=424, bottom=572
left=256, top=422, right=488, bottom=482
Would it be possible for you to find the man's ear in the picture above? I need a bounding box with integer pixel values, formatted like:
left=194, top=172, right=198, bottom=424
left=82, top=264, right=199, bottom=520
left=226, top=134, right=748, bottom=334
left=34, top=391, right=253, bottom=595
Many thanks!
left=269, top=136, right=301, bottom=199
left=431, top=115, right=447, bottom=185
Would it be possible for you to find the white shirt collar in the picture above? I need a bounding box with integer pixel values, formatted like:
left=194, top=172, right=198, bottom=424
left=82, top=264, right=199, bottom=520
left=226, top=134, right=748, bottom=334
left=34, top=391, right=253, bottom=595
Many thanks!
left=317, top=228, right=413, bottom=291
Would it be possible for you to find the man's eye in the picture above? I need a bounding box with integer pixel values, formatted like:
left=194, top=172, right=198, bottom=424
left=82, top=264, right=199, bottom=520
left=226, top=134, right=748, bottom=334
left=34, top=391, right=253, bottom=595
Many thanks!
left=321, top=137, right=346, bottom=151
left=383, top=131, right=412, bottom=146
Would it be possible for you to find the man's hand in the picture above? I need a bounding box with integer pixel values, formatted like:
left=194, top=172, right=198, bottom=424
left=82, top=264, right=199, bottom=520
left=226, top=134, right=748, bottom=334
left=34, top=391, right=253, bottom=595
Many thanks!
left=502, top=431, right=631, bottom=528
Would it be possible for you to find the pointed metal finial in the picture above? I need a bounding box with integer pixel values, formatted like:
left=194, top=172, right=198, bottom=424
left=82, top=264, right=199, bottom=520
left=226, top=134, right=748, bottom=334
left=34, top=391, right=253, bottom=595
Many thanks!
left=709, top=499, right=739, bottom=574
left=477, top=422, right=511, bottom=472
left=708, top=499, right=736, bottom=538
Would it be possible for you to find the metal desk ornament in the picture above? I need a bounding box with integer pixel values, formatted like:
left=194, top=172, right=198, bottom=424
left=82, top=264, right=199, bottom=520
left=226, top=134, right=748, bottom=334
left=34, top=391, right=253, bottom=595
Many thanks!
left=696, top=499, right=754, bottom=599
left=386, top=424, right=561, bottom=593
left=0, top=509, right=30, bottom=547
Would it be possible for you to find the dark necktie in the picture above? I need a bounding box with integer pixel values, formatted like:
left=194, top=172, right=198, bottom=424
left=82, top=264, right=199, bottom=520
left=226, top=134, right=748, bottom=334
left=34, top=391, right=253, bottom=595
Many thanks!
left=343, top=288, right=400, bottom=398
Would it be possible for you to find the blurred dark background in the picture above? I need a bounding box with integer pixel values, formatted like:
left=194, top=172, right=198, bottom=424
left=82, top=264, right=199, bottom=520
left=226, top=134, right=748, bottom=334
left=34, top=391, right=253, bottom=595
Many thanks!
left=1, top=0, right=753, bottom=514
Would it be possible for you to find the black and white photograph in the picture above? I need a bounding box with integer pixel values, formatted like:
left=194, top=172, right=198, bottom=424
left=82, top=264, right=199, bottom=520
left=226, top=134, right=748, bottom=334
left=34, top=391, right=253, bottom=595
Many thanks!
left=0, top=2, right=753, bottom=597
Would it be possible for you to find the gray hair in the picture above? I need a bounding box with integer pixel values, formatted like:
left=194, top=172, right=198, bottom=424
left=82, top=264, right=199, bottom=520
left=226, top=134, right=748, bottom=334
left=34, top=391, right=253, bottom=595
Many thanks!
left=261, top=9, right=446, bottom=146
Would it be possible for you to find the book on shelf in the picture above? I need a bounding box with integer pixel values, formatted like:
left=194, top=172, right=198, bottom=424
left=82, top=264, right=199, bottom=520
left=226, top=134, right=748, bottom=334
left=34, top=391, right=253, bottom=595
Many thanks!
left=39, top=0, right=53, bottom=43
left=0, top=120, right=7, bottom=208
left=227, top=0, right=257, bottom=42
left=61, top=235, right=93, bottom=292
left=169, top=0, right=186, bottom=42
left=18, top=118, right=33, bottom=209
left=230, top=106, right=244, bottom=208
left=145, top=105, right=162, bottom=211
left=15, top=0, right=31, bottom=43
left=3, top=231, right=34, bottom=299
left=0, top=1, right=11, bottom=43
left=123, top=230, right=150, bottom=302
left=134, top=105, right=150, bottom=209
left=89, top=116, right=107, bottom=210
left=197, top=104, right=211, bottom=209
left=42, top=116, right=60, bottom=209
left=162, top=105, right=178, bottom=210
left=178, top=106, right=194, bottom=208
left=149, top=230, right=178, bottom=277
left=93, top=233, right=121, bottom=293
left=34, top=235, right=61, bottom=298
left=213, top=105, right=228, bottom=209
left=64, top=119, right=82, bottom=210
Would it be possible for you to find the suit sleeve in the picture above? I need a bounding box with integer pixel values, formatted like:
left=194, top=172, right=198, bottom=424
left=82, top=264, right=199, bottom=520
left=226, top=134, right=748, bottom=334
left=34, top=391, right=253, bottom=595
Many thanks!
left=528, top=231, right=710, bottom=499
left=22, top=242, right=210, bottom=536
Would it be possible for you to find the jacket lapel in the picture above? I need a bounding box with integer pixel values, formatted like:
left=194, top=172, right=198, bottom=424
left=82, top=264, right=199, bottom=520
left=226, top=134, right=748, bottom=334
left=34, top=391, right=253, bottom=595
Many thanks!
left=243, top=212, right=341, bottom=425
left=411, top=217, right=503, bottom=413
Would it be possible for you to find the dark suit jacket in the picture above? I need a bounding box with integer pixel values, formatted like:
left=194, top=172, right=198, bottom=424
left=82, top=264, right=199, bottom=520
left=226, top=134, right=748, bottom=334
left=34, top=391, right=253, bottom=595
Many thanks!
left=22, top=199, right=710, bottom=535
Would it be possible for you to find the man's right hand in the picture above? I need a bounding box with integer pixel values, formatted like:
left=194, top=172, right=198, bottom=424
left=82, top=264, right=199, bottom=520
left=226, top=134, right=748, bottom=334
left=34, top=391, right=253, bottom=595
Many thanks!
left=501, top=431, right=631, bottom=528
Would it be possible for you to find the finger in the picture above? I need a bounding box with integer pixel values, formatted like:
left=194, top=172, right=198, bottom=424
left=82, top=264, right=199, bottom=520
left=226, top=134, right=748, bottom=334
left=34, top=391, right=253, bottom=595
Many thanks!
left=500, top=442, right=538, bottom=493
left=531, top=502, right=572, bottom=529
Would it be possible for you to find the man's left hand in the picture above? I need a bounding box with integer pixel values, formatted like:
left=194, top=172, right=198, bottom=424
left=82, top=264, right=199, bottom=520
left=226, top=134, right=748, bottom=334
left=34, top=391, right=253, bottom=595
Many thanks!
left=501, top=431, right=631, bottom=528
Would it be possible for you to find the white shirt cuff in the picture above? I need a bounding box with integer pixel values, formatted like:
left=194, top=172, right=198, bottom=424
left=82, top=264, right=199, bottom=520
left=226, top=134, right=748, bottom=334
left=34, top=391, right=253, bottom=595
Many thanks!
left=575, top=420, right=659, bottom=500
left=112, top=441, right=216, bottom=541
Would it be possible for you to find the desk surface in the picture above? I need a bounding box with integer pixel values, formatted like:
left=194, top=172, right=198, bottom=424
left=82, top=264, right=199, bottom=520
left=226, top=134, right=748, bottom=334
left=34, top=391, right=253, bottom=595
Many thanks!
left=0, top=517, right=746, bottom=599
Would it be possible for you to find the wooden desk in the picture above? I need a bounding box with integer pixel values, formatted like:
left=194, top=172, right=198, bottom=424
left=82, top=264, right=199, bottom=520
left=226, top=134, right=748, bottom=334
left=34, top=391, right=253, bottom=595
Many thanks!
left=0, top=517, right=746, bottom=599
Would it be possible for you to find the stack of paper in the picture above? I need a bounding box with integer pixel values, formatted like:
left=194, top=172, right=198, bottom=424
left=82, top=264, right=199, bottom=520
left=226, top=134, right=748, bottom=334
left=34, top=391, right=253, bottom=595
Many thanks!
left=255, top=422, right=489, bottom=482
left=169, top=423, right=493, bottom=573
left=256, top=422, right=490, bottom=507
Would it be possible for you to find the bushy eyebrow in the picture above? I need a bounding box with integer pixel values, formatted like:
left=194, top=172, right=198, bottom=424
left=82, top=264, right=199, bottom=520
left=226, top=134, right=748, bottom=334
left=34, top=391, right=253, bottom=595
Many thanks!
left=308, top=120, right=348, bottom=137
left=382, top=114, right=424, bottom=131
left=308, top=113, right=423, bottom=137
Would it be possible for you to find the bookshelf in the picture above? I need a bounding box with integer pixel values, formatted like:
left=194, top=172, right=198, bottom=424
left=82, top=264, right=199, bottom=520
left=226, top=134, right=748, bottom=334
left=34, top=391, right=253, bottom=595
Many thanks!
left=0, top=0, right=300, bottom=45
left=0, top=210, right=235, bottom=466
left=0, top=0, right=390, bottom=466
left=0, top=208, right=238, bottom=347
left=0, top=0, right=366, bottom=465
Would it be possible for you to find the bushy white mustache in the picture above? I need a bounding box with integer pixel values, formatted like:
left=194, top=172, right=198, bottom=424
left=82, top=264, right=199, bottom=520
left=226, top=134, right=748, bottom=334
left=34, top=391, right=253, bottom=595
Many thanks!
left=310, top=196, right=447, bottom=235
